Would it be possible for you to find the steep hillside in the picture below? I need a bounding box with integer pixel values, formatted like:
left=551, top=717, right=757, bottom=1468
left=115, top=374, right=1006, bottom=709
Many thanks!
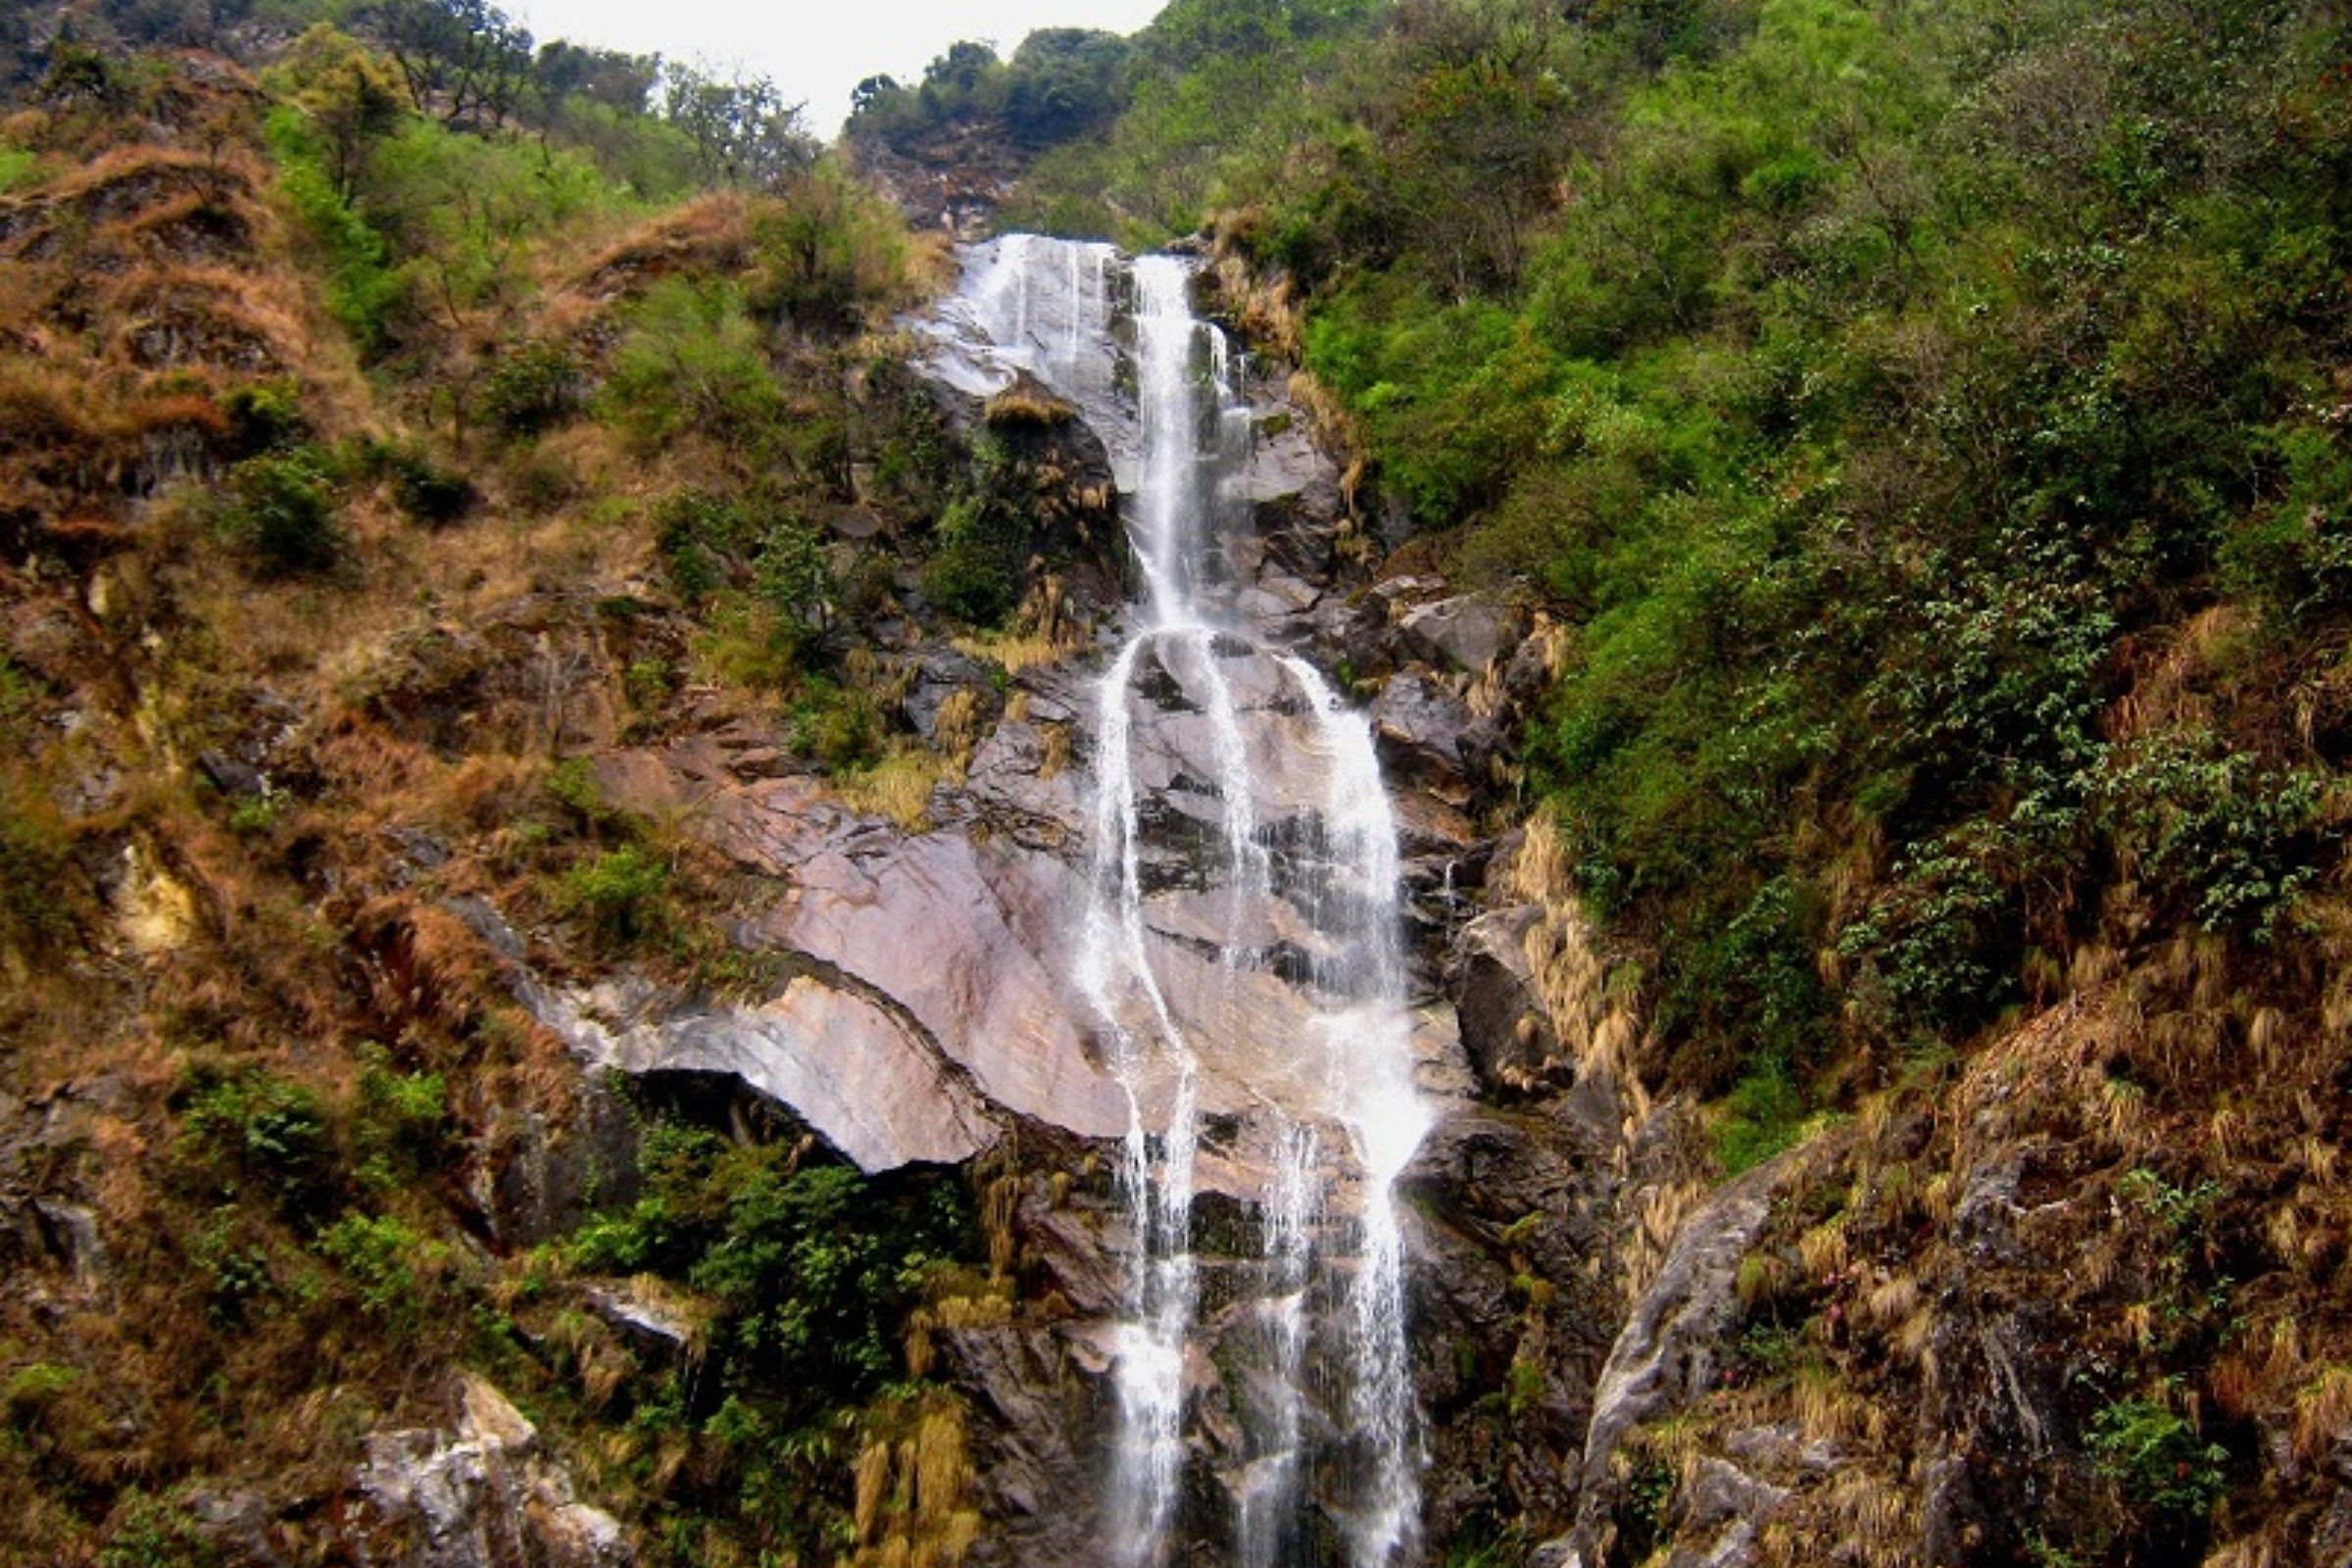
left=0, top=29, right=1130, bottom=1567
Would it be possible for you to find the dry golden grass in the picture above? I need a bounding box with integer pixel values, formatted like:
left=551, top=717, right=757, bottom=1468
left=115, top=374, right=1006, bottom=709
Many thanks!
left=563, top=193, right=754, bottom=305
left=835, top=747, right=957, bottom=830
left=951, top=629, right=1064, bottom=675
left=2292, top=1365, right=2352, bottom=1464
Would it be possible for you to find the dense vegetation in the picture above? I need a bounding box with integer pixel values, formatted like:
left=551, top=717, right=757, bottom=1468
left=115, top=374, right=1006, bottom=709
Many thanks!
left=1015, top=0, right=2352, bottom=1157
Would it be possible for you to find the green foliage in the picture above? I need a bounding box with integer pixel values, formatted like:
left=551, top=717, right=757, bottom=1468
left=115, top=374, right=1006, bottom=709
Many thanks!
left=652, top=489, right=832, bottom=647
left=378, top=442, right=476, bottom=524
left=1059, top=0, right=2352, bottom=1109
left=221, top=380, right=313, bottom=460
left=317, top=1211, right=451, bottom=1326
left=2119, top=1168, right=2226, bottom=1239
left=265, top=103, right=401, bottom=350
left=2087, top=1389, right=2230, bottom=1518
left=355, top=1047, right=450, bottom=1186
left=99, top=1490, right=220, bottom=1568
left=661, top=63, right=815, bottom=190
left=918, top=492, right=1026, bottom=625
left=191, top=1205, right=282, bottom=1326
left=789, top=679, right=881, bottom=772
left=2, top=1361, right=81, bottom=1421
left=849, top=28, right=1134, bottom=153
left=748, top=164, right=916, bottom=333
left=177, top=1063, right=333, bottom=1206
left=605, top=281, right=786, bottom=452
left=1710, top=1054, right=1806, bottom=1175
left=479, top=339, right=586, bottom=436
left=2098, top=738, right=2330, bottom=940
left=1007, top=0, right=1385, bottom=243
left=564, top=1119, right=978, bottom=1438
left=223, top=447, right=343, bottom=577
left=555, top=845, right=673, bottom=954
left=0, top=142, right=42, bottom=193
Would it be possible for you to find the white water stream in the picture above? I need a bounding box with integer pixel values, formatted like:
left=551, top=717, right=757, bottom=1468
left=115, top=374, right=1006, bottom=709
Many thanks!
left=933, top=235, right=1431, bottom=1568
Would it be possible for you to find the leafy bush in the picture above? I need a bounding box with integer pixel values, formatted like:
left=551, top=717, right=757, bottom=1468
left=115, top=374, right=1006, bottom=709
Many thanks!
left=555, top=845, right=673, bottom=953
left=99, top=1492, right=220, bottom=1568
left=355, top=1047, right=449, bottom=1185
left=177, top=1063, right=334, bottom=1206
left=220, top=381, right=312, bottom=460
left=565, top=1122, right=975, bottom=1414
left=224, top=448, right=343, bottom=577
left=0, top=142, right=43, bottom=193
left=380, top=442, right=475, bottom=525
left=789, top=679, right=881, bottom=772
left=2088, top=1391, right=2230, bottom=1517
left=604, top=280, right=785, bottom=452
left=479, top=339, right=587, bottom=436
left=918, top=492, right=1026, bottom=626
left=317, top=1211, right=450, bottom=1327
left=2098, top=738, right=2330, bottom=941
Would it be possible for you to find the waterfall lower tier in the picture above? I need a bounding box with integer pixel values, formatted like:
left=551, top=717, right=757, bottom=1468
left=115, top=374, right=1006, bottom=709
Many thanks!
left=936, top=234, right=1432, bottom=1567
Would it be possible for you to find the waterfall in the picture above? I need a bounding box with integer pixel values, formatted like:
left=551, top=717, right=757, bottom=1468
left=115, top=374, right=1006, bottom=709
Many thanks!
left=933, top=235, right=1430, bottom=1568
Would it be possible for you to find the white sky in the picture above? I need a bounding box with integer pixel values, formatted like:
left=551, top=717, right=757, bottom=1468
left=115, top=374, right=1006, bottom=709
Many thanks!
left=513, top=0, right=1170, bottom=138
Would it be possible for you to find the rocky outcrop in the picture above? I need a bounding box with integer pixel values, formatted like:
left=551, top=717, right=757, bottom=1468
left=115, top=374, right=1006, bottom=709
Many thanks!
left=1447, top=906, right=1568, bottom=1096
left=537, top=972, right=1001, bottom=1171
left=1543, top=1154, right=1801, bottom=1568
left=351, top=1375, right=630, bottom=1568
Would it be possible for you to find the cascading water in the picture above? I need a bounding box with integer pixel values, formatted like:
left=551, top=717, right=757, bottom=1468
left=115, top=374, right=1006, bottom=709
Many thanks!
left=932, top=235, right=1432, bottom=1567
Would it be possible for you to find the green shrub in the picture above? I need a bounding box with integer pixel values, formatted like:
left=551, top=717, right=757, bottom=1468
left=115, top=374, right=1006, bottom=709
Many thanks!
left=317, top=1211, right=450, bottom=1326
left=2087, top=1390, right=2229, bottom=1517
left=604, top=280, right=785, bottom=452
left=355, top=1047, right=449, bottom=1185
left=0, top=143, right=40, bottom=194
left=556, top=845, right=673, bottom=953
left=225, top=449, right=343, bottom=577
left=481, top=340, right=588, bottom=436
left=790, top=680, right=880, bottom=772
left=191, top=1205, right=280, bottom=1326
left=1710, top=1054, right=1806, bottom=1176
left=100, top=1492, right=220, bottom=1568
left=654, top=489, right=756, bottom=604
left=2097, top=738, right=2330, bottom=941
left=381, top=444, right=475, bottom=525
left=918, top=492, right=1025, bottom=626
left=220, top=381, right=312, bottom=460
left=178, top=1064, right=334, bottom=1205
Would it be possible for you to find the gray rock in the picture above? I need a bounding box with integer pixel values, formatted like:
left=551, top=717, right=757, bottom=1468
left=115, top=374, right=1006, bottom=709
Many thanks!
left=1663, top=1456, right=1789, bottom=1568
left=537, top=970, right=1001, bottom=1173
left=196, top=748, right=267, bottom=802
left=1397, top=596, right=1528, bottom=675
left=1446, top=906, right=1566, bottom=1096
left=901, top=646, right=1005, bottom=744
left=583, top=1282, right=701, bottom=1361
left=352, top=1374, right=630, bottom=1568
left=1370, top=671, right=1477, bottom=806
left=1556, top=1154, right=1799, bottom=1566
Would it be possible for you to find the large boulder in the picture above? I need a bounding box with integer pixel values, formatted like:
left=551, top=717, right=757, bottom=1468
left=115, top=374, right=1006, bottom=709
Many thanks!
left=1397, top=595, right=1528, bottom=675
left=351, top=1375, right=630, bottom=1568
